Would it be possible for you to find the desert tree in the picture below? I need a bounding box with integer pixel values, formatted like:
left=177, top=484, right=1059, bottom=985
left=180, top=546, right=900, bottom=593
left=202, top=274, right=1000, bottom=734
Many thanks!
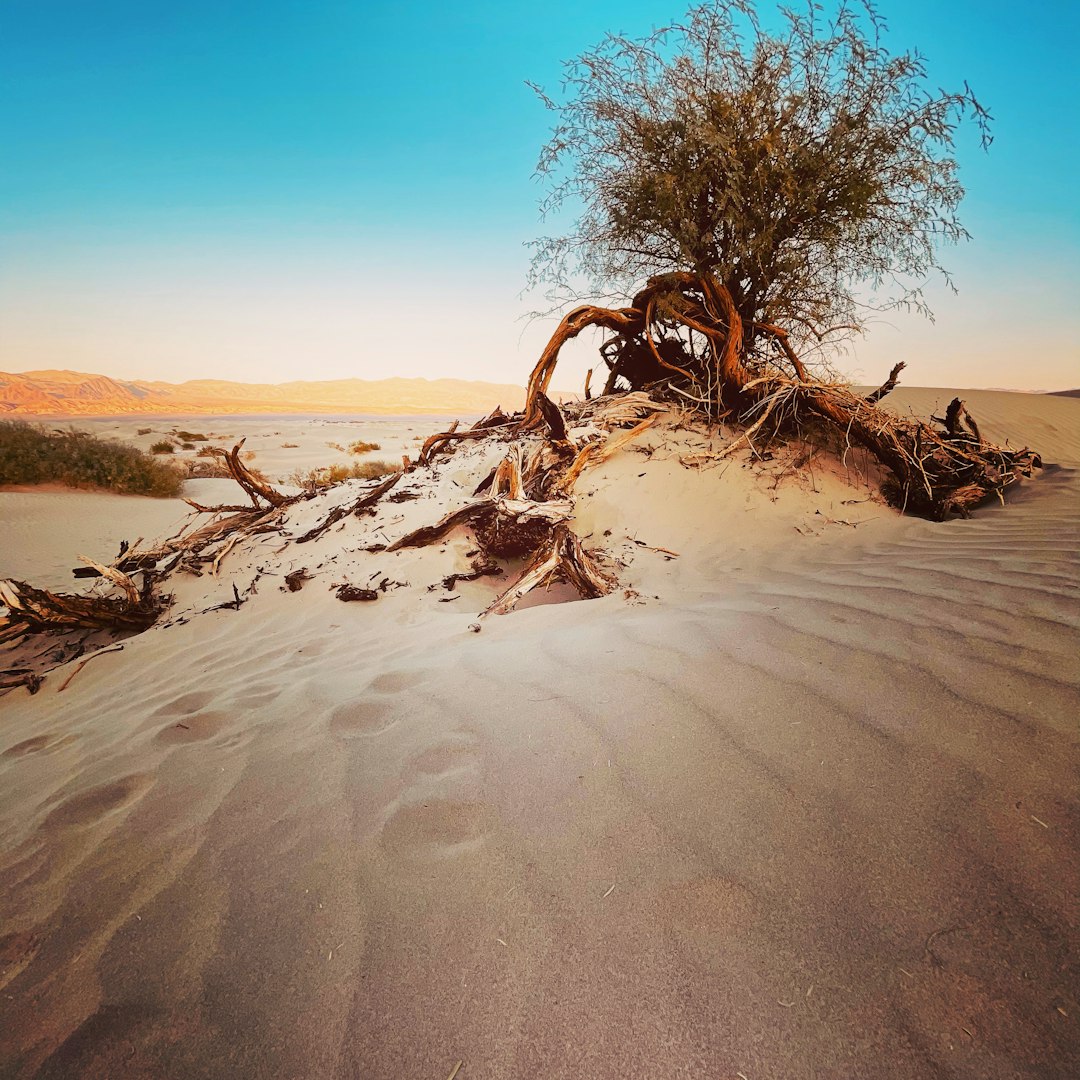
left=501, top=1, right=1038, bottom=518
left=524, top=0, right=991, bottom=399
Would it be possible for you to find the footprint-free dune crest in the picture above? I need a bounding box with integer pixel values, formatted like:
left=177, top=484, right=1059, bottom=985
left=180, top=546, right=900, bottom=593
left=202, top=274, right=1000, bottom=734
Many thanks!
left=0, top=387, right=1077, bottom=1078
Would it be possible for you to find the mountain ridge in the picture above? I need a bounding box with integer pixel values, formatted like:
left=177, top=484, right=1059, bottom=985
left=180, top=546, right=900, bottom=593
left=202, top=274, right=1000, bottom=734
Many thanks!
left=0, top=369, right=547, bottom=417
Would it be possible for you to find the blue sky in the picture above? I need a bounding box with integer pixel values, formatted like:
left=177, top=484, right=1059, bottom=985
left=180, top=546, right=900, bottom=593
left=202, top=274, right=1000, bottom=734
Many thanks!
left=1, top=0, right=1077, bottom=390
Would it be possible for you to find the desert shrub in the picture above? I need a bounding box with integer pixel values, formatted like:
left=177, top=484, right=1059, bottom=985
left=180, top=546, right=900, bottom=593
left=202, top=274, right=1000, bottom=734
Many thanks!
left=137, top=427, right=153, bottom=436
left=327, top=441, right=346, bottom=453
left=0, top=421, right=184, bottom=497
left=352, top=460, right=398, bottom=480
left=287, top=459, right=398, bottom=490
left=196, top=446, right=217, bottom=457
left=173, top=430, right=208, bottom=441
left=150, top=441, right=175, bottom=454
left=181, top=442, right=196, bottom=450
left=347, top=439, right=381, bottom=454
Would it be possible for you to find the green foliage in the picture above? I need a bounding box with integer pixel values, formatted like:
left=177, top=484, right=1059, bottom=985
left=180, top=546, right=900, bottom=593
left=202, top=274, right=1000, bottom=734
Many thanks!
left=150, top=440, right=175, bottom=454
left=529, top=0, right=990, bottom=350
left=347, top=439, right=381, bottom=454
left=0, top=421, right=185, bottom=497
left=287, top=460, right=399, bottom=489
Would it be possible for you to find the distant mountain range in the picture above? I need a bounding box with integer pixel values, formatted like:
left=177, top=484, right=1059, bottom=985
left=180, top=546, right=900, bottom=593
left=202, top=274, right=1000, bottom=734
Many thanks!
left=0, top=369, right=547, bottom=417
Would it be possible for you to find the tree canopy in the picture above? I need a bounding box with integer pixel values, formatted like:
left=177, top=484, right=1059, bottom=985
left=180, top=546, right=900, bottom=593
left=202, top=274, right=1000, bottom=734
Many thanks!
left=528, top=0, right=991, bottom=354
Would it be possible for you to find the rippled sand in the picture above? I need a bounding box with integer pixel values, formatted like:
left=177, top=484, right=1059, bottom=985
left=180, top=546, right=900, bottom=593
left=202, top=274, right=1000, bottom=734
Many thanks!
left=1, top=389, right=1077, bottom=1078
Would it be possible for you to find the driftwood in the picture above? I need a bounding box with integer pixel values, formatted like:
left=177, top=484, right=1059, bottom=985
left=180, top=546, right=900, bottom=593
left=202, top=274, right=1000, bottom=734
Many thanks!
left=284, top=568, right=312, bottom=592
left=442, top=555, right=503, bottom=591
left=0, top=573, right=161, bottom=634
left=387, top=414, right=659, bottom=615
left=295, top=469, right=403, bottom=544
left=337, top=585, right=379, bottom=602
left=57, top=643, right=125, bottom=693
left=193, top=439, right=291, bottom=510
left=0, top=670, right=43, bottom=695
left=483, top=524, right=614, bottom=616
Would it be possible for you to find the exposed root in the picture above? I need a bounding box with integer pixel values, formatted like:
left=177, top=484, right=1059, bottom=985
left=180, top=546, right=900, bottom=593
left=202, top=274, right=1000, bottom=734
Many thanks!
left=517, top=269, right=1041, bottom=520
left=483, top=524, right=614, bottom=616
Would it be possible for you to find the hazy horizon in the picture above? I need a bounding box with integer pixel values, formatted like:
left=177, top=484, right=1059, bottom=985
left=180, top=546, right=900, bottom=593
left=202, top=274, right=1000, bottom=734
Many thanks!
left=2, top=0, right=1078, bottom=393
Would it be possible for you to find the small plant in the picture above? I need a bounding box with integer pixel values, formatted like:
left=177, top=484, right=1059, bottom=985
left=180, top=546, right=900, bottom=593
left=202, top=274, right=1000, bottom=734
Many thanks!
left=150, top=441, right=175, bottom=454
left=287, top=459, right=398, bottom=490
left=173, top=430, right=208, bottom=441
left=196, top=446, right=217, bottom=457
left=180, top=442, right=196, bottom=450
left=347, top=439, right=381, bottom=454
left=137, top=427, right=153, bottom=436
left=327, top=441, right=346, bottom=453
left=352, top=460, right=397, bottom=480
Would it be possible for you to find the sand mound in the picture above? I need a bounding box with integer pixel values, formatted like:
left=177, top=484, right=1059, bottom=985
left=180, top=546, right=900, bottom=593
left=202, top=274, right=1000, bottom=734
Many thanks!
left=1, top=389, right=1077, bottom=1078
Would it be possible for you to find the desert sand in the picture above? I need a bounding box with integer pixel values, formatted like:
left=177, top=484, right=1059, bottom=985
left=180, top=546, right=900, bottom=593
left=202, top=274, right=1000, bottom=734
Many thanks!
left=1, top=388, right=1078, bottom=1079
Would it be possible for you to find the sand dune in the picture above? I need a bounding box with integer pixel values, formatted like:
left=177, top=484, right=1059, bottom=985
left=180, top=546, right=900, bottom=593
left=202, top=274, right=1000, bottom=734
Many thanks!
left=1, top=388, right=1077, bottom=1078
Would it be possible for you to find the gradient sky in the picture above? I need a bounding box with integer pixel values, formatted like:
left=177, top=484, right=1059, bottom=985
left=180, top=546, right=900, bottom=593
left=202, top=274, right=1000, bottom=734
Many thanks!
left=1, top=0, right=1077, bottom=391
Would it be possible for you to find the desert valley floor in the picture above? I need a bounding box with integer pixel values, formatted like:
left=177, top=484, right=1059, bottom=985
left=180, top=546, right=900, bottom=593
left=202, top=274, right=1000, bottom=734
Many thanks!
left=1, top=388, right=1077, bottom=1079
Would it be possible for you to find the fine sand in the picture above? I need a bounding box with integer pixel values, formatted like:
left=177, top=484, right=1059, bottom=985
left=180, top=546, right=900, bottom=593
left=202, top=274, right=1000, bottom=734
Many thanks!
left=1, top=389, right=1078, bottom=1079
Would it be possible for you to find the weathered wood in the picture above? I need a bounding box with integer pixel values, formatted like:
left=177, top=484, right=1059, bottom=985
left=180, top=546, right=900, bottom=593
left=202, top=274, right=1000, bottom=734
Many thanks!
left=865, top=361, right=906, bottom=404
left=294, top=470, right=403, bottom=544
left=0, top=578, right=163, bottom=633
left=483, top=524, right=614, bottom=616
left=336, top=585, right=379, bottom=602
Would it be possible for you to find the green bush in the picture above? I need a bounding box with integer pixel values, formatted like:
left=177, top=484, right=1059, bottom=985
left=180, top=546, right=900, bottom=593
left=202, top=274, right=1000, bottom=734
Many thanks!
left=0, top=421, right=184, bottom=497
left=150, top=441, right=175, bottom=454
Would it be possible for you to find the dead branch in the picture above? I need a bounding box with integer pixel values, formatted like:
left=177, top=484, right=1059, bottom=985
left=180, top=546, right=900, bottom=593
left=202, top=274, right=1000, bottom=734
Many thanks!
left=387, top=502, right=492, bottom=551
left=57, top=643, right=125, bottom=693
left=294, top=469, right=403, bottom=544
left=208, top=439, right=291, bottom=508
left=866, top=361, right=906, bottom=404
left=441, top=555, right=503, bottom=591
left=0, top=577, right=164, bottom=634
left=536, top=391, right=571, bottom=444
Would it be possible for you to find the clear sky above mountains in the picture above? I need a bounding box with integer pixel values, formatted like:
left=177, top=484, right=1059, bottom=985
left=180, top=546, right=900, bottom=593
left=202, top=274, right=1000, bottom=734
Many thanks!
left=2, top=0, right=1077, bottom=391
